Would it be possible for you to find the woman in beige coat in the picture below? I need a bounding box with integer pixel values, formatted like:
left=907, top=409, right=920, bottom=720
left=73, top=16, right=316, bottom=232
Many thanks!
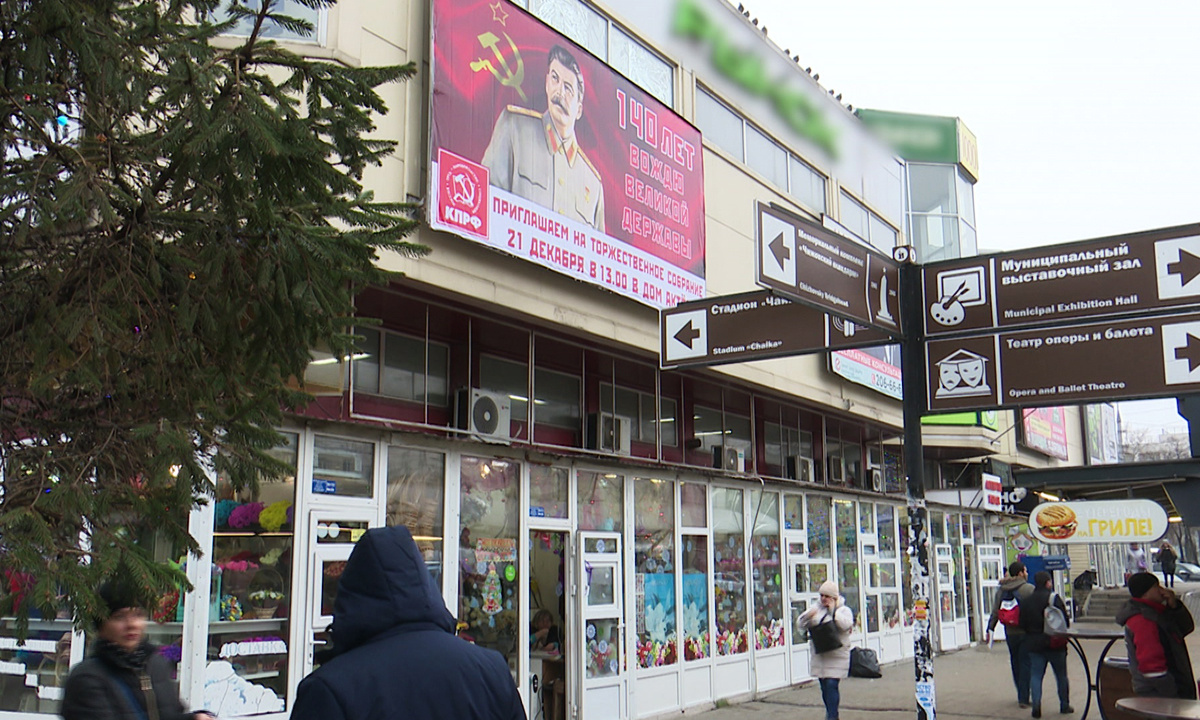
left=797, top=580, right=855, bottom=720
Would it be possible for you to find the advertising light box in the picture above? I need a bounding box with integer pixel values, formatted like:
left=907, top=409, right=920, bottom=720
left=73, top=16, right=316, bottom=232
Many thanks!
left=429, top=0, right=706, bottom=309
left=1029, top=500, right=1168, bottom=545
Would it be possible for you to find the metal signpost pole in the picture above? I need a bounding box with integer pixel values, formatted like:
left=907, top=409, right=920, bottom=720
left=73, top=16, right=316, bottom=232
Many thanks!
left=901, top=259, right=935, bottom=720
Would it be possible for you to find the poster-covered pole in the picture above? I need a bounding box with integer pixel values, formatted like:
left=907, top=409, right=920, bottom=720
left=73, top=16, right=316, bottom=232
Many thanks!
left=900, top=258, right=935, bottom=720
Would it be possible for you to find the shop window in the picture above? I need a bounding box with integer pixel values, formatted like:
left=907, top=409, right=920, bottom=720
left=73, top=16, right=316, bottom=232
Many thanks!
left=859, top=502, right=875, bottom=535
left=806, top=495, right=832, bottom=559
left=681, top=534, right=710, bottom=661
left=695, top=88, right=827, bottom=214
left=213, top=0, right=322, bottom=42
left=530, top=465, right=569, bottom=520
left=207, top=432, right=298, bottom=716
left=599, top=382, right=675, bottom=445
left=521, top=0, right=675, bottom=105
left=385, top=446, right=446, bottom=586
left=878, top=505, right=897, bottom=560
left=712, top=487, right=747, bottom=655
left=352, top=327, right=450, bottom=407
left=312, top=435, right=374, bottom=498
left=578, top=471, right=623, bottom=532
left=834, top=499, right=861, bottom=632
left=695, top=89, right=744, bottom=160
left=480, top=355, right=528, bottom=423
left=302, top=344, right=348, bottom=395
left=930, top=510, right=945, bottom=545
left=747, top=125, right=788, bottom=189
left=634, top=478, right=676, bottom=667
left=783, top=494, right=803, bottom=532
left=534, top=367, right=581, bottom=429
left=764, top=423, right=813, bottom=478
left=680, top=482, right=707, bottom=528
left=749, top=490, right=783, bottom=650
left=839, top=191, right=897, bottom=252
left=458, top=457, right=521, bottom=671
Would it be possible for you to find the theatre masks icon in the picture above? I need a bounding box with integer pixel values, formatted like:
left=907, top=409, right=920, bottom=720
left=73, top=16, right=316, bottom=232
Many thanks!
left=934, top=349, right=991, bottom=398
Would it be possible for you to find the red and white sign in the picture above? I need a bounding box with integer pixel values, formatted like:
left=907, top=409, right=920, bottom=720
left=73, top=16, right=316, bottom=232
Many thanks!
left=982, top=472, right=1003, bottom=511
left=429, top=0, right=706, bottom=309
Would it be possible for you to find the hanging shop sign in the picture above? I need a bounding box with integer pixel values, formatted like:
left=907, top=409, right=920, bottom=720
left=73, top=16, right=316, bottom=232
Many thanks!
left=429, top=0, right=705, bottom=309
left=1029, top=500, right=1168, bottom=545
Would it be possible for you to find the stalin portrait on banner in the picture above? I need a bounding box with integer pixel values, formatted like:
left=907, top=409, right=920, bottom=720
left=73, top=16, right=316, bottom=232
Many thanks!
left=482, top=44, right=605, bottom=232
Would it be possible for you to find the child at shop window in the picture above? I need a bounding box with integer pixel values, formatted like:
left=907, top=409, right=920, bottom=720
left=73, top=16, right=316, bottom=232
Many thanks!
left=531, top=609, right=561, bottom=654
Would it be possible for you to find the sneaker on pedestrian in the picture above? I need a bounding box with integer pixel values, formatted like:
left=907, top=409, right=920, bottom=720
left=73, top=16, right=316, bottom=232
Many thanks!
left=1060, top=706, right=1074, bottom=714
left=1032, top=706, right=1042, bottom=719
left=1019, top=702, right=1031, bottom=708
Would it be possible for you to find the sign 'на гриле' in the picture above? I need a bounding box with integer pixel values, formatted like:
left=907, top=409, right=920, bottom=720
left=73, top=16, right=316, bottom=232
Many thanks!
left=1029, top=500, right=1168, bottom=544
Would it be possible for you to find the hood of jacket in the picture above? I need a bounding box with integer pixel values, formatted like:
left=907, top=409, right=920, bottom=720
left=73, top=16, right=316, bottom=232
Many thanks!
left=999, top=576, right=1030, bottom=592
left=1116, top=596, right=1165, bottom=626
left=328, top=525, right=456, bottom=658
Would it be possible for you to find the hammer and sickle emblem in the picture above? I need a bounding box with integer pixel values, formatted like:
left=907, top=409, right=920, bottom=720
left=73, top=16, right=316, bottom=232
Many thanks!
left=470, top=31, right=527, bottom=102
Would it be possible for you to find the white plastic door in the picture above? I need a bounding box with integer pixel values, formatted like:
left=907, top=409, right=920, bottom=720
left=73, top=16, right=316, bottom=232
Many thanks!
left=577, top=532, right=625, bottom=720
left=300, top=510, right=377, bottom=678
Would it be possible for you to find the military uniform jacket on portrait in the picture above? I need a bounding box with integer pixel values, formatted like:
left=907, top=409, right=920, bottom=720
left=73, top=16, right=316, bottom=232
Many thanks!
left=482, top=106, right=605, bottom=232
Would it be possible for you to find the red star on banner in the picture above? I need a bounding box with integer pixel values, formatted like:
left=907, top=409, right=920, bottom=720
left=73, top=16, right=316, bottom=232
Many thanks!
left=491, top=1, right=509, bottom=25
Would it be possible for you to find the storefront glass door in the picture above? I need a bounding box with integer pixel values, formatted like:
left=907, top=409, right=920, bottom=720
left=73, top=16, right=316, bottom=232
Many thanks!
left=577, top=532, right=624, bottom=720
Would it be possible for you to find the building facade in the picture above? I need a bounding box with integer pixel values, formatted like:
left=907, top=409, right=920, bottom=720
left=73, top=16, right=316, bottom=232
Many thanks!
left=0, top=1, right=1088, bottom=718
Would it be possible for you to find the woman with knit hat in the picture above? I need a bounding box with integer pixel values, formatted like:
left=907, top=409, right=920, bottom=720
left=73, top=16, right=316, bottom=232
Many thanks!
left=797, top=579, right=855, bottom=720
left=61, top=576, right=216, bottom=720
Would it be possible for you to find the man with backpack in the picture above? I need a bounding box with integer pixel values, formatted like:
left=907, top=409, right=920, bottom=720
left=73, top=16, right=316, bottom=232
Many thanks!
left=1116, top=571, right=1196, bottom=698
left=986, top=561, right=1036, bottom=708
left=1019, top=571, right=1073, bottom=718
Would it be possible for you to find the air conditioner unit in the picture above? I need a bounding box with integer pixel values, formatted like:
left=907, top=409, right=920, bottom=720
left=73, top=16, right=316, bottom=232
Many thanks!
left=871, top=468, right=884, bottom=492
left=454, top=388, right=512, bottom=441
left=586, top=412, right=633, bottom=455
left=785, top=455, right=815, bottom=483
left=712, top=440, right=750, bottom=472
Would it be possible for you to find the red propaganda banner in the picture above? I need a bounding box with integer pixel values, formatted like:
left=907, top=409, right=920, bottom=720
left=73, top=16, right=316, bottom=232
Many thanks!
left=429, top=0, right=706, bottom=309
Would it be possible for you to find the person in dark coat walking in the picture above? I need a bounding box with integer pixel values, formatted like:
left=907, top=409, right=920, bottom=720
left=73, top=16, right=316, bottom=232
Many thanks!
left=290, top=525, right=526, bottom=720
left=61, top=578, right=215, bottom=720
left=1017, top=571, right=1073, bottom=718
left=985, top=561, right=1036, bottom=708
left=1158, top=542, right=1178, bottom=588
left=1116, top=571, right=1196, bottom=699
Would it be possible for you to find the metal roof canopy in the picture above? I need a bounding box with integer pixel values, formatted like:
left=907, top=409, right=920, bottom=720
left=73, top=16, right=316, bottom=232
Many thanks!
left=1013, top=458, right=1200, bottom=525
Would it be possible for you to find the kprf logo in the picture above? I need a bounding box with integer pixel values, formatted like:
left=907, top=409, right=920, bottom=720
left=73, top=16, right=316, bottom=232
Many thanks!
left=438, top=148, right=488, bottom=239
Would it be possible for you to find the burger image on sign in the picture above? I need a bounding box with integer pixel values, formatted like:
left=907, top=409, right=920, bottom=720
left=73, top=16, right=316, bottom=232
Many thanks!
left=1034, top=504, right=1077, bottom=541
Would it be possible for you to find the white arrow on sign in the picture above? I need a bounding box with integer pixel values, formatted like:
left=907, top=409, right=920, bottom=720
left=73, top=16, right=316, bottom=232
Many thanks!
left=759, top=211, right=795, bottom=286
left=664, top=310, right=708, bottom=363
left=1162, top=319, right=1200, bottom=385
left=1155, top=236, right=1200, bottom=299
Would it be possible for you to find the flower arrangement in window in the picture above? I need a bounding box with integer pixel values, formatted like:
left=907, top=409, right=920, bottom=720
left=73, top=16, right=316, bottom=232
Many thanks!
left=258, top=501, right=292, bottom=532
left=248, top=589, right=285, bottom=619
left=228, top=502, right=265, bottom=529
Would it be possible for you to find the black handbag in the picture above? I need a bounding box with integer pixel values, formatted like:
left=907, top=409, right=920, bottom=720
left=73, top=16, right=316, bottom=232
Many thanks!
left=849, top=646, right=882, bottom=678
left=809, top=617, right=843, bottom=654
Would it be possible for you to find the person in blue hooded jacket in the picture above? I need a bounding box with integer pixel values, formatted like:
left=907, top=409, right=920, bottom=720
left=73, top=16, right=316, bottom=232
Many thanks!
left=290, top=525, right=526, bottom=720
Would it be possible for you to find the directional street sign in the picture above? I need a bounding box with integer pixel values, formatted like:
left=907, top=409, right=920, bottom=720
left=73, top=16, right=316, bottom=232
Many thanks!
left=923, top=223, right=1200, bottom=337
left=755, top=203, right=902, bottom=334
left=660, top=289, right=895, bottom=369
left=925, top=310, right=1200, bottom=412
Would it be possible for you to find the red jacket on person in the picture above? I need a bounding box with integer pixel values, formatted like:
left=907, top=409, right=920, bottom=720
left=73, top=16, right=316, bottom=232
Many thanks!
left=1116, top=596, right=1196, bottom=698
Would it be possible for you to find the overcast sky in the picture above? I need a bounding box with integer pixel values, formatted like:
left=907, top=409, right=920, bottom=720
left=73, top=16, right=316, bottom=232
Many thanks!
left=752, top=0, right=1198, bottom=435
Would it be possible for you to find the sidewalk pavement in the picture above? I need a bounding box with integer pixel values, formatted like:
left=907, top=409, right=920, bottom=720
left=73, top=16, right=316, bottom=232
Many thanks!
left=689, top=587, right=1200, bottom=720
